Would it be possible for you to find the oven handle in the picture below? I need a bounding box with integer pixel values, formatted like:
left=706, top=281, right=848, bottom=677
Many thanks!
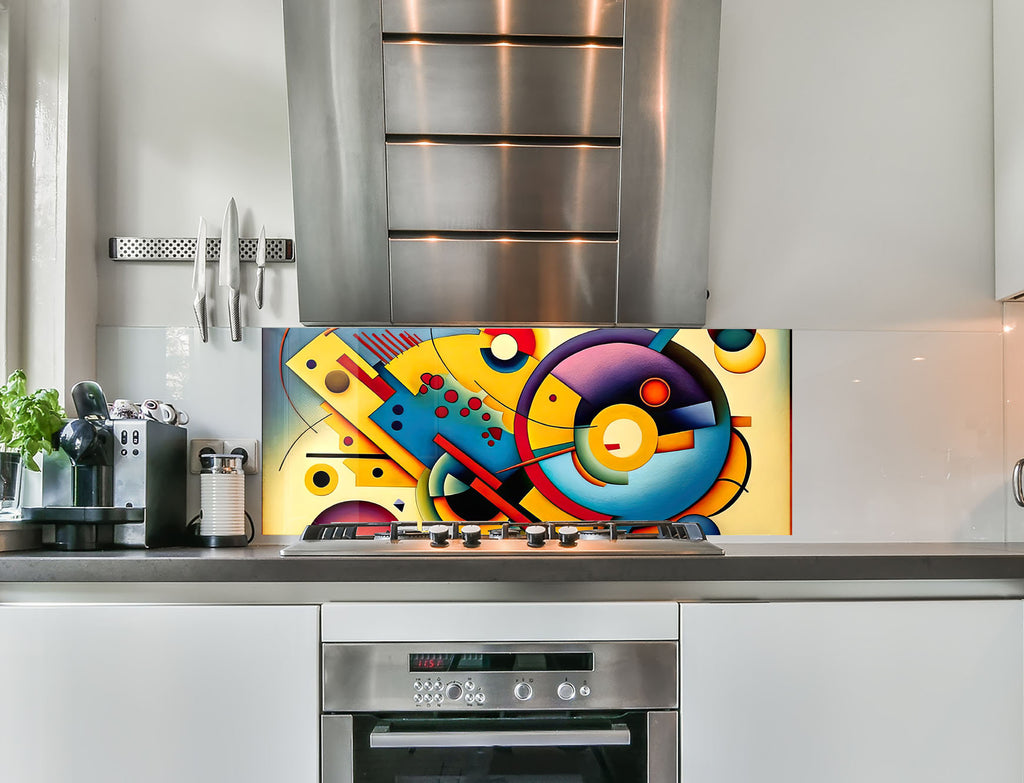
left=369, top=723, right=631, bottom=749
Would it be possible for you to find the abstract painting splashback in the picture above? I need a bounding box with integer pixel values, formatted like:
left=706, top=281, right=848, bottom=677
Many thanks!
left=262, top=328, right=791, bottom=535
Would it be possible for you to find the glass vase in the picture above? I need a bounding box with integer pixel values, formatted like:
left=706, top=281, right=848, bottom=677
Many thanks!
left=0, top=451, right=23, bottom=518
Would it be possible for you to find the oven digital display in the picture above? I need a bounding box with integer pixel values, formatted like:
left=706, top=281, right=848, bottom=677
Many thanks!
left=409, top=652, right=594, bottom=673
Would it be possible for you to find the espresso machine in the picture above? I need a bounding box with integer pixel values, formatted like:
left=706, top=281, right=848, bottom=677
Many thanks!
left=22, top=381, right=187, bottom=550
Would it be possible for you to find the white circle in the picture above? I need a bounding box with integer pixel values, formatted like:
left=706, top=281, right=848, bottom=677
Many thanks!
left=490, top=333, right=519, bottom=361
left=602, top=418, right=643, bottom=458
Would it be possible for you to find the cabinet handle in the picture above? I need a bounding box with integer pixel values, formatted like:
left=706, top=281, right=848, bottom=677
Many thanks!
left=1013, top=459, right=1024, bottom=507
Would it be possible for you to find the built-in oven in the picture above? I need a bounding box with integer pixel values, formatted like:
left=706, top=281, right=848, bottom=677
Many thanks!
left=320, top=603, right=680, bottom=783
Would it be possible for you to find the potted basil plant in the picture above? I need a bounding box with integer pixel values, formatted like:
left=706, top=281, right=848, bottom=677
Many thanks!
left=0, top=370, right=65, bottom=516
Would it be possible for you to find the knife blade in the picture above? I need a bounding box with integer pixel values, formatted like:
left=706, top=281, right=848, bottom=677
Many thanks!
left=254, top=224, right=266, bottom=310
left=192, top=216, right=209, bottom=342
left=219, top=197, right=241, bottom=342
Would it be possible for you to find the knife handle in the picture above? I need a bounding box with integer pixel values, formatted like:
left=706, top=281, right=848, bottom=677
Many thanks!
left=228, top=289, right=241, bottom=342
left=193, top=294, right=209, bottom=343
left=254, top=267, right=265, bottom=310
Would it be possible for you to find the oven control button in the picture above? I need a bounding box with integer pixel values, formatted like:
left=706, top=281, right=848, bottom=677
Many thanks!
left=525, top=524, right=547, bottom=547
left=514, top=682, right=533, bottom=701
left=428, top=524, right=450, bottom=547
left=465, top=694, right=474, bottom=705
left=435, top=693, right=443, bottom=703
left=579, top=685, right=591, bottom=697
left=461, top=524, right=482, bottom=547
left=413, top=680, right=423, bottom=691
left=445, top=682, right=464, bottom=701
left=414, top=694, right=423, bottom=705
left=557, top=526, right=579, bottom=546
left=557, top=682, right=576, bottom=701
left=465, top=680, right=476, bottom=691
left=474, top=692, right=486, bottom=705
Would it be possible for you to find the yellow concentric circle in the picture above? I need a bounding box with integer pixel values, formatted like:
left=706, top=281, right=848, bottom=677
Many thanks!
left=305, top=463, right=338, bottom=496
left=586, top=404, right=659, bottom=472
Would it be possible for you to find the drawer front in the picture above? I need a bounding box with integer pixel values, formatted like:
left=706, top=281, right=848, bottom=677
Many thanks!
left=384, top=42, right=623, bottom=137
left=381, top=0, right=625, bottom=37
left=390, top=239, right=617, bottom=324
left=386, top=143, right=621, bottom=232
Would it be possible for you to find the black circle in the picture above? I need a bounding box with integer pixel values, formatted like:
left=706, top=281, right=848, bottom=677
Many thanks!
left=391, top=421, right=403, bottom=431
left=392, top=404, right=404, bottom=415
left=312, top=470, right=331, bottom=488
left=372, top=467, right=384, bottom=478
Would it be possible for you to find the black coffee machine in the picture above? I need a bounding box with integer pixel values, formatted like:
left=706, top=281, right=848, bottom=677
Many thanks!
left=23, top=381, right=187, bottom=550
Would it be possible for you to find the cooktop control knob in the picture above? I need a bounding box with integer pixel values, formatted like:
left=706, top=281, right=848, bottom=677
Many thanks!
left=428, top=524, right=450, bottom=547
left=557, top=682, right=576, bottom=701
left=461, top=524, right=482, bottom=548
left=557, top=526, right=579, bottom=546
left=514, top=682, right=533, bottom=701
left=445, top=682, right=463, bottom=701
left=525, top=524, right=547, bottom=548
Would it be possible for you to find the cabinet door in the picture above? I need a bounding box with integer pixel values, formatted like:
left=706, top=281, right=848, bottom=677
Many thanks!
left=996, top=0, right=1024, bottom=299
left=680, top=601, right=1023, bottom=783
left=0, top=604, right=319, bottom=783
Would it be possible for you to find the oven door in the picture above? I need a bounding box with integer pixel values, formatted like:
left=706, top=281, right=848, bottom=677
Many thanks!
left=323, top=711, right=677, bottom=783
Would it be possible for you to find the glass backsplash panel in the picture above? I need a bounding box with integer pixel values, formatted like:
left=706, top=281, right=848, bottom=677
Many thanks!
left=262, top=327, right=791, bottom=535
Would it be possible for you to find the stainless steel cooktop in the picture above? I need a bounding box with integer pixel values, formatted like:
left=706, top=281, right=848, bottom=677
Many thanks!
left=280, top=520, right=723, bottom=557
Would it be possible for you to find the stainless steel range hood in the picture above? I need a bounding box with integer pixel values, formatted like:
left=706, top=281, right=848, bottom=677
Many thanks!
left=283, top=0, right=721, bottom=326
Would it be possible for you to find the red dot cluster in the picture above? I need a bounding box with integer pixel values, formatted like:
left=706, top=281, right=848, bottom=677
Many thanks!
left=416, top=372, right=494, bottom=436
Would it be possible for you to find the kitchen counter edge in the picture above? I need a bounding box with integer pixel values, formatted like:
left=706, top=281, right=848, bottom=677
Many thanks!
left=1, top=542, right=1024, bottom=584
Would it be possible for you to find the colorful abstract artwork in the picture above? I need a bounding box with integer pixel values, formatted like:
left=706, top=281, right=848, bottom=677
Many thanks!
left=262, top=328, right=791, bottom=535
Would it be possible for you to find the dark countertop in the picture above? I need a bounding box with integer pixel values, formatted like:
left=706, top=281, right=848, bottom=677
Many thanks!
left=3, top=542, right=1024, bottom=584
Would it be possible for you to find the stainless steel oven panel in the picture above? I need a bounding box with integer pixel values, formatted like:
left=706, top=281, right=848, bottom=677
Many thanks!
left=385, top=142, right=621, bottom=232
left=647, top=711, right=679, bottom=783
left=322, top=714, right=354, bottom=783
left=322, top=641, right=678, bottom=712
left=390, top=238, right=617, bottom=324
left=384, top=42, right=623, bottom=137
left=381, top=0, right=625, bottom=37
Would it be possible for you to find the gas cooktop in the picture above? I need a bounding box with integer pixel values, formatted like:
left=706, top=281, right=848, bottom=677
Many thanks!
left=279, top=519, right=724, bottom=557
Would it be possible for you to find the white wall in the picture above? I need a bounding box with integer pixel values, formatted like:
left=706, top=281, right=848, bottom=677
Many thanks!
left=91, top=0, right=1007, bottom=542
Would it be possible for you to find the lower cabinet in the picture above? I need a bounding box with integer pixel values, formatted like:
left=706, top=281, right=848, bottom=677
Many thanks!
left=0, top=604, right=319, bottom=783
left=680, top=600, right=1023, bottom=783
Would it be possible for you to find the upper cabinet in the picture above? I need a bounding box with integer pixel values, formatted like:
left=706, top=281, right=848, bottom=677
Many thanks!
left=283, top=0, right=721, bottom=326
left=996, top=0, right=1024, bottom=300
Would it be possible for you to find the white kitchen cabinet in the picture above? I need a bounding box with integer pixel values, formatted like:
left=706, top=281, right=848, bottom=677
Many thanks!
left=679, top=600, right=1023, bottom=783
left=996, top=0, right=1024, bottom=300
left=0, top=604, right=319, bottom=783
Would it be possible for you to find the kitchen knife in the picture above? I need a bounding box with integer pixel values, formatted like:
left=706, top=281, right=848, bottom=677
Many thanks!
left=219, top=197, right=241, bottom=342
left=192, top=216, right=209, bottom=342
left=254, top=224, right=266, bottom=310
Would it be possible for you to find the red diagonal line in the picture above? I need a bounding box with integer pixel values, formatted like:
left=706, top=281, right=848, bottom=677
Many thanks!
left=469, top=477, right=532, bottom=526
left=361, top=331, right=392, bottom=361
left=398, top=332, right=417, bottom=348
left=372, top=329, right=395, bottom=358
left=497, top=445, right=575, bottom=473
left=383, top=330, right=406, bottom=354
left=338, top=354, right=395, bottom=401
left=433, top=433, right=501, bottom=489
left=368, top=333, right=398, bottom=361
left=355, top=332, right=388, bottom=363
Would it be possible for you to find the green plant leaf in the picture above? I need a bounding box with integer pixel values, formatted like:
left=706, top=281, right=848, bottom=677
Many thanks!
left=0, top=370, right=65, bottom=471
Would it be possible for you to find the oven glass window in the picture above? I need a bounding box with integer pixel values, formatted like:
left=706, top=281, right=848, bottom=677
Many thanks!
left=346, top=714, right=648, bottom=783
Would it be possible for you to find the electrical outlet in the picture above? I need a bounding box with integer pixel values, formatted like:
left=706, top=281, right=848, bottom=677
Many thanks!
left=189, top=439, right=224, bottom=474
left=223, top=438, right=260, bottom=475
